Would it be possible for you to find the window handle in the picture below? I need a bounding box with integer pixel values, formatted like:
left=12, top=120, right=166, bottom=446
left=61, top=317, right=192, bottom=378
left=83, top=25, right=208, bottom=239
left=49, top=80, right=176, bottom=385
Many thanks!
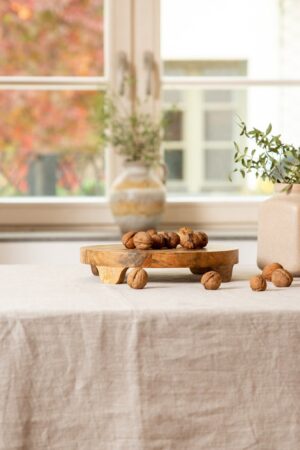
left=117, top=51, right=129, bottom=96
left=144, top=51, right=154, bottom=97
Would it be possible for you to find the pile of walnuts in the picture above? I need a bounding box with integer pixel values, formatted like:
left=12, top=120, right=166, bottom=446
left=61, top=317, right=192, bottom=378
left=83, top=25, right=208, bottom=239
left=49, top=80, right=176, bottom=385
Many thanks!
left=122, top=227, right=209, bottom=289
left=250, top=262, right=293, bottom=291
left=122, top=227, right=208, bottom=251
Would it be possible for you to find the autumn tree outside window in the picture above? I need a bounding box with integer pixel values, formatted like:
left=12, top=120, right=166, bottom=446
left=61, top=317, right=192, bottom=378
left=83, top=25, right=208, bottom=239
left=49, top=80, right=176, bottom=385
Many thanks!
left=0, top=0, right=105, bottom=196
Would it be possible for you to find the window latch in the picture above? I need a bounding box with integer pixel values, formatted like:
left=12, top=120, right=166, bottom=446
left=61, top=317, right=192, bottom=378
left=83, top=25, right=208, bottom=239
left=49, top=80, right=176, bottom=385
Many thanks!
left=144, top=51, right=154, bottom=97
left=117, top=51, right=129, bottom=96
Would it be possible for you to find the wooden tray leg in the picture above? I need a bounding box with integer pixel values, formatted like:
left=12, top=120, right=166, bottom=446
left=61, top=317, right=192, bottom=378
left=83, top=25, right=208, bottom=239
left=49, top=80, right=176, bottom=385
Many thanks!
left=96, top=266, right=128, bottom=284
left=211, top=264, right=234, bottom=282
left=190, top=267, right=210, bottom=275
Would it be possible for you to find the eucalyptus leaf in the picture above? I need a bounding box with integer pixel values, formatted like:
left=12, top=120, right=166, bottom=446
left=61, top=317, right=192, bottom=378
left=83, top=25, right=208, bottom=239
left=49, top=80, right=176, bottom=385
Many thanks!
left=230, top=119, right=300, bottom=186
left=265, top=123, right=272, bottom=135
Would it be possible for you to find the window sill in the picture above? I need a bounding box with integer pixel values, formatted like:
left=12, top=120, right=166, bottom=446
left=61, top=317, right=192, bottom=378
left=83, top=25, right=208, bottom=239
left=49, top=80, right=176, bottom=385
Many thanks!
left=0, top=196, right=266, bottom=238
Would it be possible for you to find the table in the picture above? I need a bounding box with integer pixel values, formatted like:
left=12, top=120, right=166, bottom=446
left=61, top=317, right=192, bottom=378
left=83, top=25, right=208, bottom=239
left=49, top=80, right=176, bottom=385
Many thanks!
left=0, top=264, right=300, bottom=450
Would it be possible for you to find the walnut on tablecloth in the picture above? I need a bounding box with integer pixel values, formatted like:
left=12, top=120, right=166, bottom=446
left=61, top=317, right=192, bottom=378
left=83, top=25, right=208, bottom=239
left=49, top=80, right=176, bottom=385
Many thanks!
left=201, top=271, right=222, bottom=290
left=271, top=268, right=293, bottom=287
left=250, top=275, right=267, bottom=291
left=262, top=262, right=283, bottom=281
left=127, top=268, right=148, bottom=289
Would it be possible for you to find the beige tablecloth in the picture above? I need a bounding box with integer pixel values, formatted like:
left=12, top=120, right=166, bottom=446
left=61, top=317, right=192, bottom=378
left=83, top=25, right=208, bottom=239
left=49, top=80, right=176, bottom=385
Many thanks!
left=0, top=264, right=300, bottom=450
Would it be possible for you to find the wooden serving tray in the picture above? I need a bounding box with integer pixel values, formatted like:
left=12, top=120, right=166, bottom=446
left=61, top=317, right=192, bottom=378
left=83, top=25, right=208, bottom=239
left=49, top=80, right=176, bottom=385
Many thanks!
left=80, top=244, right=239, bottom=284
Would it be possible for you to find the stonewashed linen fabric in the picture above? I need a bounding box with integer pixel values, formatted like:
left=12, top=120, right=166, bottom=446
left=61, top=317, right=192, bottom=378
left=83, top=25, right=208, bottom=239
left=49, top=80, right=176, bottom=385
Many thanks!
left=0, top=264, right=299, bottom=450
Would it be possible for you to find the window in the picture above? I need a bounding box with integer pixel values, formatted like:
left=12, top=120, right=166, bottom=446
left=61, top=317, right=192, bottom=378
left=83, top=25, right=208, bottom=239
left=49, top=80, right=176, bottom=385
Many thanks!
left=165, top=149, right=184, bottom=181
left=1, top=0, right=300, bottom=234
left=161, top=0, right=300, bottom=197
left=163, top=61, right=246, bottom=194
left=0, top=0, right=109, bottom=197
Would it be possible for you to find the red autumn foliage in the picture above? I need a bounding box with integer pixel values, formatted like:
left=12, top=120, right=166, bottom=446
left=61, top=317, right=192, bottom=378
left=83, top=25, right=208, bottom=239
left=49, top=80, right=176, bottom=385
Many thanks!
left=0, top=0, right=104, bottom=195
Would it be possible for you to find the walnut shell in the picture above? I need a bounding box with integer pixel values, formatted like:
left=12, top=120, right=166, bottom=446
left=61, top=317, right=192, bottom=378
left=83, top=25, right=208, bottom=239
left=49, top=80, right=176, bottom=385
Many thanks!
left=133, top=231, right=153, bottom=250
left=121, top=231, right=136, bottom=249
left=262, top=262, right=283, bottom=281
left=158, top=231, right=170, bottom=248
left=271, top=268, right=293, bottom=287
left=250, top=275, right=267, bottom=291
left=180, top=231, right=205, bottom=250
left=191, top=233, right=202, bottom=248
left=151, top=233, right=165, bottom=249
left=90, top=265, right=99, bottom=276
left=127, top=268, right=148, bottom=289
left=180, top=232, right=196, bottom=249
left=167, top=232, right=180, bottom=249
left=147, top=228, right=157, bottom=237
left=194, top=231, right=208, bottom=249
left=178, top=226, right=193, bottom=237
left=201, top=271, right=222, bottom=290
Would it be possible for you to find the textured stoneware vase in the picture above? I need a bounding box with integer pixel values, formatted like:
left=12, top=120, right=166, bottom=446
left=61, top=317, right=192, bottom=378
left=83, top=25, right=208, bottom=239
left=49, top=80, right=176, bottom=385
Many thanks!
left=110, top=162, right=166, bottom=233
left=257, top=183, right=300, bottom=276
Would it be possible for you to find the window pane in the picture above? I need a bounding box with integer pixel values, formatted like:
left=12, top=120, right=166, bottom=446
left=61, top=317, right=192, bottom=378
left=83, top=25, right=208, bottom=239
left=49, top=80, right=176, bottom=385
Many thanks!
left=162, top=86, right=300, bottom=196
left=205, top=149, right=233, bottom=182
left=164, top=111, right=183, bottom=141
left=162, top=0, right=300, bottom=79
left=165, top=149, right=184, bottom=180
left=164, top=60, right=247, bottom=77
left=0, top=0, right=104, bottom=76
left=164, top=90, right=183, bottom=104
left=0, top=91, right=104, bottom=196
left=204, top=90, right=232, bottom=103
left=205, top=111, right=233, bottom=141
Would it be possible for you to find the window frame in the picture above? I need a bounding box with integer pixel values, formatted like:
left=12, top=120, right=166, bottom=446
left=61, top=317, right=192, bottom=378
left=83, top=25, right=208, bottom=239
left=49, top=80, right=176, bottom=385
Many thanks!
left=1, top=0, right=300, bottom=236
left=0, top=0, right=131, bottom=230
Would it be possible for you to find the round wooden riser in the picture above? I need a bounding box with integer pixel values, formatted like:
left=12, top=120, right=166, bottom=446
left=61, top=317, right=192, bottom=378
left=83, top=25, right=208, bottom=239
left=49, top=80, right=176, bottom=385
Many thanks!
left=80, top=244, right=239, bottom=284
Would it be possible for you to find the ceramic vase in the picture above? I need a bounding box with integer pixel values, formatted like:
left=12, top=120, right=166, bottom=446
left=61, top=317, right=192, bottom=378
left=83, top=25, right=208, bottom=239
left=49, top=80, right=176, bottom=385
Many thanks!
left=110, top=162, right=166, bottom=233
left=257, top=183, right=300, bottom=276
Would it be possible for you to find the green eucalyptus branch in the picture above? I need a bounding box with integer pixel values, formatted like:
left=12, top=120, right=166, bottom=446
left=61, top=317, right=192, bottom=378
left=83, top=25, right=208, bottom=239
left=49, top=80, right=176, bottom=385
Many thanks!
left=231, top=119, right=300, bottom=189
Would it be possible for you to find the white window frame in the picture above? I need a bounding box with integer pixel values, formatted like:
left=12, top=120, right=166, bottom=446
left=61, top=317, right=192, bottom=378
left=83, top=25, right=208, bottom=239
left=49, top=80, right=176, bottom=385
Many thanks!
left=1, top=0, right=300, bottom=237
left=0, top=0, right=131, bottom=233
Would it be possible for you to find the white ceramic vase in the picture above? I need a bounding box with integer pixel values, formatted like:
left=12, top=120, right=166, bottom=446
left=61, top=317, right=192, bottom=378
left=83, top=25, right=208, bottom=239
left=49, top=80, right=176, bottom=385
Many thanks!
left=257, top=183, right=300, bottom=276
left=110, top=162, right=166, bottom=233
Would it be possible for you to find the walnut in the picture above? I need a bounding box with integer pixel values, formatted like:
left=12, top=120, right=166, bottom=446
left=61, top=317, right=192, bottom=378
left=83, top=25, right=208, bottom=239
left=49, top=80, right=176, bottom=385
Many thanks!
left=178, top=227, right=208, bottom=250
left=178, top=226, right=193, bottom=237
left=201, top=271, right=222, bottom=290
left=121, top=231, right=136, bottom=249
left=133, top=231, right=153, bottom=250
left=90, top=265, right=99, bottom=276
left=158, top=231, right=170, bottom=248
left=151, top=233, right=165, bottom=249
left=271, top=268, right=293, bottom=287
left=179, top=231, right=204, bottom=250
left=127, top=268, right=148, bottom=289
left=262, top=262, right=283, bottom=281
left=167, top=232, right=180, bottom=249
left=250, top=275, right=267, bottom=291
left=147, top=228, right=157, bottom=237
left=194, top=231, right=208, bottom=249
left=180, top=231, right=196, bottom=249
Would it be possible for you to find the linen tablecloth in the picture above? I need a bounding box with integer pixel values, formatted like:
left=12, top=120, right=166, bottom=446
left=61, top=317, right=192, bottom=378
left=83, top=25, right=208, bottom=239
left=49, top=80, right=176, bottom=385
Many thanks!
left=0, top=264, right=300, bottom=450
